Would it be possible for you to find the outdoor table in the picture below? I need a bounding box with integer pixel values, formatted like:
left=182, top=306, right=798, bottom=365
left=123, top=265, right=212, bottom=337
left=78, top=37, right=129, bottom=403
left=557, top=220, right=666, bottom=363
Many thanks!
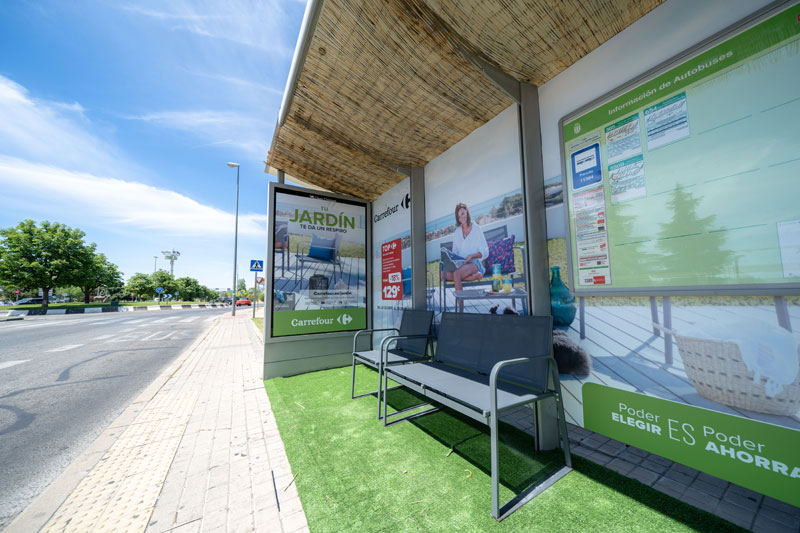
left=453, top=288, right=528, bottom=314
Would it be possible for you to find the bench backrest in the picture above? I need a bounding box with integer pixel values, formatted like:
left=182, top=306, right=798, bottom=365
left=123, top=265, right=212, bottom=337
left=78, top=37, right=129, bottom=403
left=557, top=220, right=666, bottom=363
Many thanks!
left=395, top=309, right=434, bottom=356
left=434, top=312, right=553, bottom=390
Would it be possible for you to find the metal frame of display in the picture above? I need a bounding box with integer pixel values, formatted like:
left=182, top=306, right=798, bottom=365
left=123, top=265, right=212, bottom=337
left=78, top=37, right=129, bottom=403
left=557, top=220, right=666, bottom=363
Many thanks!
left=265, top=181, right=372, bottom=342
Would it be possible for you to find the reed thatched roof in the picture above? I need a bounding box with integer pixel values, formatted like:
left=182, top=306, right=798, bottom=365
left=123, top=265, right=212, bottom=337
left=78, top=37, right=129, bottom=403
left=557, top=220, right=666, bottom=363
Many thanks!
left=268, top=0, right=663, bottom=200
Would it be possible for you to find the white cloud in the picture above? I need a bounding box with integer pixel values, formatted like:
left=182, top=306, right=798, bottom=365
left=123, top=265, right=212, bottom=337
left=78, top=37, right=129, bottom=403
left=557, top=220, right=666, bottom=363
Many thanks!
left=119, top=1, right=295, bottom=56
left=128, top=110, right=270, bottom=160
left=0, top=74, right=267, bottom=287
left=0, top=77, right=126, bottom=176
left=0, top=156, right=265, bottom=239
left=181, top=69, right=284, bottom=96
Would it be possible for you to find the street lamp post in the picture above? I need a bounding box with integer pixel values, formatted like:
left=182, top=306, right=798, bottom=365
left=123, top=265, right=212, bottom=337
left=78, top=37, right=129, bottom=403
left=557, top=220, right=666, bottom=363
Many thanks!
left=227, top=162, right=240, bottom=316
left=153, top=256, right=157, bottom=274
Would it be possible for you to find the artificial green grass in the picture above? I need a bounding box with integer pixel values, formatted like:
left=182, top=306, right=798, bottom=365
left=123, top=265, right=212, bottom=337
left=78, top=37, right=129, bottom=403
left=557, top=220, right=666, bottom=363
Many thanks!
left=265, top=366, right=744, bottom=532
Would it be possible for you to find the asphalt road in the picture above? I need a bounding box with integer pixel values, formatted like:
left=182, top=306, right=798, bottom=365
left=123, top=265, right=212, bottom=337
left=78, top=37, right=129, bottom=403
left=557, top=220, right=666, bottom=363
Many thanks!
left=0, top=307, right=231, bottom=529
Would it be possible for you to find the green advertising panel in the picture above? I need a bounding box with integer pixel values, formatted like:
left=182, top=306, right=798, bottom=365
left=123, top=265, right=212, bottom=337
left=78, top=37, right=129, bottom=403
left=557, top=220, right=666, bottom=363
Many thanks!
left=273, top=308, right=367, bottom=336
left=271, top=186, right=368, bottom=337
left=561, top=2, right=800, bottom=294
left=583, top=383, right=800, bottom=507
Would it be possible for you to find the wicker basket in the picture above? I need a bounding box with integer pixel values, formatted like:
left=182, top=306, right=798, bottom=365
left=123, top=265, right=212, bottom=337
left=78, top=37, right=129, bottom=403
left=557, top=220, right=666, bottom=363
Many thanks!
left=675, top=335, right=800, bottom=416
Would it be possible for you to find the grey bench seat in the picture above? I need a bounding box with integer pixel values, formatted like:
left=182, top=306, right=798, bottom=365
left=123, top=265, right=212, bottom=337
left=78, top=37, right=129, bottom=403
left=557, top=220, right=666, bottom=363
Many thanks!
left=381, top=312, right=571, bottom=521
left=386, top=362, right=547, bottom=416
left=351, top=348, right=427, bottom=367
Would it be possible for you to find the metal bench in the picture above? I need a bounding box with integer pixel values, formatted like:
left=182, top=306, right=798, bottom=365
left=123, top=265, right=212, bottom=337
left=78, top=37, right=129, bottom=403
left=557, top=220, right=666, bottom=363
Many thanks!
left=381, top=312, right=572, bottom=520
left=351, top=309, right=434, bottom=419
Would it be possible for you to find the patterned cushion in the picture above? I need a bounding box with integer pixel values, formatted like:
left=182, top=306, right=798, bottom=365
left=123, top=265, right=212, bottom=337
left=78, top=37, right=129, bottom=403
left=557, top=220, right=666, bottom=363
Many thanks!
left=484, top=235, right=515, bottom=274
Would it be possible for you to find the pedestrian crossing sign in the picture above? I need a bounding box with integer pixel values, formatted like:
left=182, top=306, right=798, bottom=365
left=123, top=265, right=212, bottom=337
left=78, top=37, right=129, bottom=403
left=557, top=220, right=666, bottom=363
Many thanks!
left=250, top=260, right=263, bottom=272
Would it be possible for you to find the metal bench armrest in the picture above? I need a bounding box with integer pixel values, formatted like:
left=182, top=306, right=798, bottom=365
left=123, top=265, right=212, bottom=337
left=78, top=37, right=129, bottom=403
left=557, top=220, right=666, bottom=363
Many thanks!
left=379, top=333, right=435, bottom=364
left=353, top=327, right=399, bottom=353
left=488, top=355, right=552, bottom=414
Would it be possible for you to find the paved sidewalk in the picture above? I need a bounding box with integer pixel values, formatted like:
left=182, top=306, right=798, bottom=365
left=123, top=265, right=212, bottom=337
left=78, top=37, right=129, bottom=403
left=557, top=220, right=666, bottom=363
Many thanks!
left=7, top=313, right=307, bottom=533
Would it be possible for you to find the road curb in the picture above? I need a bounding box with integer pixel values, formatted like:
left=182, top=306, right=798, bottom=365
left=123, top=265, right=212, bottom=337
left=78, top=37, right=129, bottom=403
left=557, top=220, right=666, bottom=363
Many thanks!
left=4, top=314, right=223, bottom=533
left=249, top=315, right=264, bottom=344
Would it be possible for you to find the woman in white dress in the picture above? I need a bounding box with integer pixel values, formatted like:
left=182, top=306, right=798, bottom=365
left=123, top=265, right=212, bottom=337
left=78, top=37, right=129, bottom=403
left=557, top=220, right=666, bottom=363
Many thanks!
left=445, top=202, right=489, bottom=290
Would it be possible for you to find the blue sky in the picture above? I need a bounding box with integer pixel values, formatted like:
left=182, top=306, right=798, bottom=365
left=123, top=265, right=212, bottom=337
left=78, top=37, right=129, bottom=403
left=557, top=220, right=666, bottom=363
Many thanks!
left=0, top=0, right=307, bottom=290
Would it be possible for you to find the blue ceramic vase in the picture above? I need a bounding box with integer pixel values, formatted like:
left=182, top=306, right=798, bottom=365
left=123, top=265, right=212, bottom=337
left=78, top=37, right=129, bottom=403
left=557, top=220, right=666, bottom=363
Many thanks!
left=550, top=266, right=576, bottom=330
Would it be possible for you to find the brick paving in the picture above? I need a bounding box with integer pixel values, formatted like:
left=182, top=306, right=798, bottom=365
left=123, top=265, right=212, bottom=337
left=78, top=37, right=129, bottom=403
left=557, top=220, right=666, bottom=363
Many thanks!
left=7, top=313, right=305, bottom=533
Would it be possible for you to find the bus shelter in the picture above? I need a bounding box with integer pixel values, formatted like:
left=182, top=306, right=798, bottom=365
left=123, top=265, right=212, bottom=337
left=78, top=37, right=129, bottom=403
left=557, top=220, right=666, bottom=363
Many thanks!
left=264, top=0, right=800, bottom=510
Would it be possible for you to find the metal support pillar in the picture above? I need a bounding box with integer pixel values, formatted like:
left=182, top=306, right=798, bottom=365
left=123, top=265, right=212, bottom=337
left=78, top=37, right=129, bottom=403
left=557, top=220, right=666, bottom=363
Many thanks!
left=519, top=82, right=558, bottom=450
left=579, top=297, right=585, bottom=339
left=253, top=270, right=258, bottom=319
left=277, top=169, right=285, bottom=184
left=409, top=167, right=427, bottom=311
left=519, top=83, right=550, bottom=317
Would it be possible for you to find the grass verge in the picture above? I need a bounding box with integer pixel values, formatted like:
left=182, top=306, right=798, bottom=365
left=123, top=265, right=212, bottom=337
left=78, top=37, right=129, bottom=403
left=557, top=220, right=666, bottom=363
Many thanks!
left=265, top=366, right=743, bottom=532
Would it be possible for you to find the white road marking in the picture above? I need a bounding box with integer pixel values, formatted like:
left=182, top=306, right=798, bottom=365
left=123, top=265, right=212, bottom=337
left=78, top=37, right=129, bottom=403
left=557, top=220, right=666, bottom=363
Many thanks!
left=122, top=318, right=149, bottom=324
left=205, top=316, right=218, bottom=322
left=178, top=316, right=198, bottom=323
left=0, top=359, right=31, bottom=370
left=92, top=334, right=114, bottom=340
left=142, top=331, right=178, bottom=341
left=46, top=344, right=84, bottom=352
left=151, top=316, right=180, bottom=324
left=87, top=318, right=125, bottom=325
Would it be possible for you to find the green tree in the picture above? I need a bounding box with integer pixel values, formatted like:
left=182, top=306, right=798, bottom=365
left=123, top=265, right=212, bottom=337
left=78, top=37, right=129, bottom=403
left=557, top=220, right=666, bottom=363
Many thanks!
left=126, top=273, right=154, bottom=300
left=206, top=287, right=220, bottom=301
left=78, top=251, right=124, bottom=303
left=151, top=270, right=177, bottom=299
left=237, top=278, right=247, bottom=291
left=61, top=286, right=85, bottom=302
left=0, top=220, right=90, bottom=308
left=175, top=276, right=201, bottom=301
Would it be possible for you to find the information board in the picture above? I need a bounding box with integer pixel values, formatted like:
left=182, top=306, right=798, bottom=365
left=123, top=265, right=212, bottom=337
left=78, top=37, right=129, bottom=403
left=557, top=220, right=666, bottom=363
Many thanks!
left=560, top=2, right=800, bottom=295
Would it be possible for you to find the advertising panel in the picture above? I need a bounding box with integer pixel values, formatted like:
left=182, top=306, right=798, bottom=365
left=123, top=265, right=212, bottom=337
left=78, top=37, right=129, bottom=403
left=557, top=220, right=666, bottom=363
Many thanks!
left=371, top=179, right=412, bottom=347
left=424, top=105, right=528, bottom=320
left=547, top=3, right=800, bottom=507
left=271, top=187, right=368, bottom=337
left=584, top=385, right=800, bottom=507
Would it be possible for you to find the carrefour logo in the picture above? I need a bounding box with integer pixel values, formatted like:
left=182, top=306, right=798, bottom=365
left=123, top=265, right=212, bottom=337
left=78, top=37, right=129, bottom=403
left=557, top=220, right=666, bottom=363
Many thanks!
left=289, top=312, right=353, bottom=328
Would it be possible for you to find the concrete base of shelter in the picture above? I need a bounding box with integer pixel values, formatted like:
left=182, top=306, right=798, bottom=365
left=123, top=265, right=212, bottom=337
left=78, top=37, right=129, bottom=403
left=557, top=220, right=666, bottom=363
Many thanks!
left=264, top=332, right=370, bottom=379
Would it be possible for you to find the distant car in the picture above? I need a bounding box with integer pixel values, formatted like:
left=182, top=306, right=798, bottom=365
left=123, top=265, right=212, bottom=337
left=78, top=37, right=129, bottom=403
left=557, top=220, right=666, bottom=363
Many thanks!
left=236, top=298, right=251, bottom=306
left=13, top=297, right=43, bottom=305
